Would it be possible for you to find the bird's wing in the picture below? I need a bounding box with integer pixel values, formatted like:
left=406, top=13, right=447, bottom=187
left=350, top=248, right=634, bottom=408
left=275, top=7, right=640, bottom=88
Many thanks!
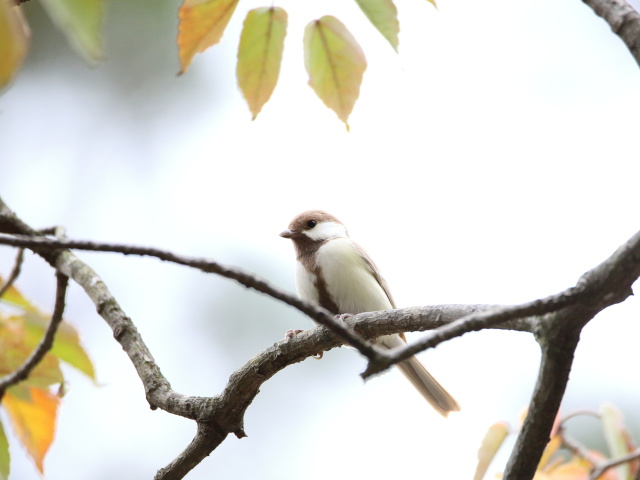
left=353, top=242, right=407, bottom=342
left=352, top=242, right=396, bottom=309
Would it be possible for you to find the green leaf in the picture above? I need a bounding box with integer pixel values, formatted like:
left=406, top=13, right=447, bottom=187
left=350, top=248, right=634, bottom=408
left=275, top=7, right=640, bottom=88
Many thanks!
left=304, top=16, right=367, bottom=128
left=178, top=0, right=240, bottom=74
left=354, top=0, right=399, bottom=51
left=474, top=421, right=509, bottom=480
left=0, top=421, right=9, bottom=480
left=39, top=0, right=104, bottom=64
left=237, top=7, right=288, bottom=120
left=601, top=402, right=632, bottom=479
left=0, top=1, right=29, bottom=91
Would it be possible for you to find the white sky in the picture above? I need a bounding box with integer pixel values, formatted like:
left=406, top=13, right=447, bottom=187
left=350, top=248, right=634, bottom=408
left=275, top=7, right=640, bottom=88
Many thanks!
left=1, top=0, right=640, bottom=478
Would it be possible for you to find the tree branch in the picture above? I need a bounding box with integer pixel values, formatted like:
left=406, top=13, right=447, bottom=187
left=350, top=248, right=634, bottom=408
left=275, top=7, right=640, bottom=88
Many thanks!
left=0, top=233, right=384, bottom=362
left=581, top=0, right=640, bottom=68
left=363, top=228, right=640, bottom=379
left=590, top=447, right=640, bottom=479
left=0, top=272, right=68, bottom=398
left=0, top=247, right=24, bottom=299
left=2, top=194, right=639, bottom=480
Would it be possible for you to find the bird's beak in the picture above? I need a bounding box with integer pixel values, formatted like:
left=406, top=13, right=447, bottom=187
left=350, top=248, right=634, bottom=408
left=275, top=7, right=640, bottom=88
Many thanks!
left=280, top=229, right=294, bottom=239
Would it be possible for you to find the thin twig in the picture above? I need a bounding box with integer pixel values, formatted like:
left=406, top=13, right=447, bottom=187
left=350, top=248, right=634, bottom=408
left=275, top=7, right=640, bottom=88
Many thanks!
left=590, top=448, right=640, bottom=479
left=0, top=234, right=384, bottom=360
left=0, top=272, right=69, bottom=398
left=0, top=247, right=24, bottom=299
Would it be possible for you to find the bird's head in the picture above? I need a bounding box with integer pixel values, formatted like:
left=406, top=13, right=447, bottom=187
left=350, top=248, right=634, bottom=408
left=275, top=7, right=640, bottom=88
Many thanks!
left=280, top=210, right=348, bottom=242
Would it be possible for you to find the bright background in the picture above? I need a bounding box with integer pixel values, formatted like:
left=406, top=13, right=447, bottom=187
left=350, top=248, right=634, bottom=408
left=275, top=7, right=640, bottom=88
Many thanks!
left=1, top=0, right=640, bottom=478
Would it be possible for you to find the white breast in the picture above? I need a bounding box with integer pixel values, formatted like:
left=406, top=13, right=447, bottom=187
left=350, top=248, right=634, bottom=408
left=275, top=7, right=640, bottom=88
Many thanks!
left=295, top=261, right=319, bottom=304
left=315, top=238, right=393, bottom=314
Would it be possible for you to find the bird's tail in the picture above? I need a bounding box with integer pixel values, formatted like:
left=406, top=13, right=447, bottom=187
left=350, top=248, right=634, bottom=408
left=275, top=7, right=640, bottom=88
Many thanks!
left=378, top=334, right=460, bottom=417
left=396, top=356, right=460, bottom=417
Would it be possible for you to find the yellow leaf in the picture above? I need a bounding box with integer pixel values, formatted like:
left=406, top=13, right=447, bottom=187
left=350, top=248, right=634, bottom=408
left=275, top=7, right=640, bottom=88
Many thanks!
left=304, top=16, right=367, bottom=128
left=0, top=1, right=29, bottom=91
left=354, top=0, right=399, bottom=51
left=474, top=421, right=509, bottom=480
left=0, top=421, right=9, bottom=480
left=178, top=0, right=240, bottom=74
left=539, top=434, right=562, bottom=471
left=2, top=387, right=59, bottom=473
left=426, top=0, right=438, bottom=7
left=237, top=7, right=288, bottom=120
left=39, top=0, right=104, bottom=64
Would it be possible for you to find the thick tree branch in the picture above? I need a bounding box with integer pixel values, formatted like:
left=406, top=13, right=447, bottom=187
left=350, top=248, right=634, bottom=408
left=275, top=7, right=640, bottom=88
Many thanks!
left=581, top=0, right=640, bottom=68
left=0, top=272, right=68, bottom=398
left=154, top=423, right=228, bottom=480
left=2, top=195, right=639, bottom=480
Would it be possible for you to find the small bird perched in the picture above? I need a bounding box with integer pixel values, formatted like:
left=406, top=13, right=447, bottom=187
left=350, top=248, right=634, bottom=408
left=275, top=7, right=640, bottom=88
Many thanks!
left=280, top=210, right=460, bottom=416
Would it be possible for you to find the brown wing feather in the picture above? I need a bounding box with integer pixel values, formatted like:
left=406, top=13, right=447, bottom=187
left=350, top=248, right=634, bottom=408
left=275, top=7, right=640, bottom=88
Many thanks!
left=353, top=242, right=404, bottom=341
left=352, top=242, right=396, bottom=309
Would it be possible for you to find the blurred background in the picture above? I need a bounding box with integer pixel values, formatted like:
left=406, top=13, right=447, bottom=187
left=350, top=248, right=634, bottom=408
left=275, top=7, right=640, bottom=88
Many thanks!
left=1, top=0, right=640, bottom=478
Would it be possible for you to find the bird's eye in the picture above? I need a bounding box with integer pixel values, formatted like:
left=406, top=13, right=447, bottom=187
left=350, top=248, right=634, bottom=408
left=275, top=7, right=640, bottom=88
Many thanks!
left=306, top=220, right=317, bottom=229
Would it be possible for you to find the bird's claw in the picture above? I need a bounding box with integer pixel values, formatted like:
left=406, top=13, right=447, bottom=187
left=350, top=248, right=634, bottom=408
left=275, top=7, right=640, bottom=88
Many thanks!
left=284, top=329, right=304, bottom=341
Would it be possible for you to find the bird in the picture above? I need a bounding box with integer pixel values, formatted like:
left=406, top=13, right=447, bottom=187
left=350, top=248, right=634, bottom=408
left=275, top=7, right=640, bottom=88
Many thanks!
left=280, top=210, right=460, bottom=416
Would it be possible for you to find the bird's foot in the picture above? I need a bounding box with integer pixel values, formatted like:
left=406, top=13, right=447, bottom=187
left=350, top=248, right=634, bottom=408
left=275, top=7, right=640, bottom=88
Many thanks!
left=334, top=313, right=352, bottom=323
left=284, top=329, right=324, bottom=359
left=284, top=329, right=304, bottom=340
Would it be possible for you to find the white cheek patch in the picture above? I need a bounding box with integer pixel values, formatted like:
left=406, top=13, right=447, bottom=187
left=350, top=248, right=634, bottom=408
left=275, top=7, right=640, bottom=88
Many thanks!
left=303, top=221, right=347, bottom=241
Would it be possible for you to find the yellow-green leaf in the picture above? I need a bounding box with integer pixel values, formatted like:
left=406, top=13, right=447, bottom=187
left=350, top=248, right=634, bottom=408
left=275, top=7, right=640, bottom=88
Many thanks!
left=304, top=16, right=367, bottom=128
left=474, top=421, right=509, bottom=480
left=0, top=2, right=29, bottom=91
left=354, top=0, right=399, bottom=51
left=426, top=0, right=437, bottom=7
left=23, top=310, right=95, bottom=381
left=0, top=282, right=34, bottom=310
left=39, top=0, right=104, bottom=64
left=0, top=421, right=9, bottom=480
left=237, top=7, right=287, bottom=120
left=178, top=0, right=240, bottom=74
left=601, top=402, right=632, bottom=479
left=2, top=387, right=58, bottom=473
left=0, top=315, right=64, bottom=389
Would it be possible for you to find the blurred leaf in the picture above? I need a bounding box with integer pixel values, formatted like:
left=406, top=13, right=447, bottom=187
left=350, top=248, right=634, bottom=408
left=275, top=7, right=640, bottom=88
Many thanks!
left=178, top=0, right=240, bottom=74
left=0, top=2, right=29, bottom=91
left=0, top=315, right=63, bottom=389
left=237, top=7, right=287, bottom=120
left=304, top=16, right=367, bottom=129
left=39, top=0, right=104, bottom=64
left=23, top=310, right=95, bottom=380
left=601, top=403, right=631, bottom=480
left=474, top=421, right=509, bottom=480
left=0, top=421, right=8, bottom=480
left=0, top=282, right=34, bottom=310
left=539, top=432, right=562, bottom=471
left=0, top=281, right=95, bottom=380
left=2, top=387, right=59, bottom=473
left=354, top=0, right=399, bottom=51
left=426, top=0, right=437, bottom=7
